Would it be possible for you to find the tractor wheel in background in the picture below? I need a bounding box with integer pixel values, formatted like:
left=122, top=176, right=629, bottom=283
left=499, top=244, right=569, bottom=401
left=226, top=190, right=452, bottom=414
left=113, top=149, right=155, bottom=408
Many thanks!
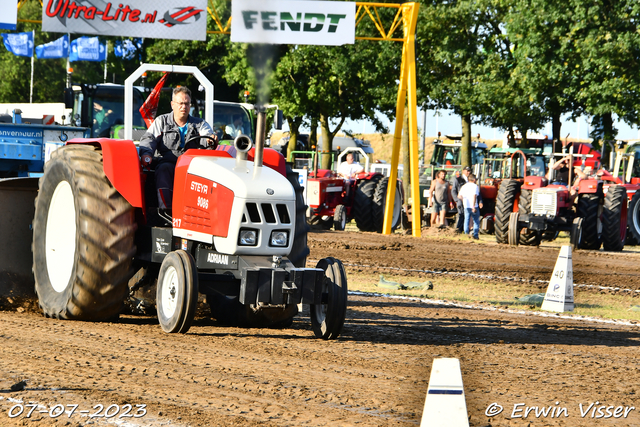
left=353, top=178, right=379, bottom=231
left=156, top=250, right=198, bottom=333
left=507, top=212, right=520, bottom=246
left=627, top=192, right=640, bottom=243
left=310, top=257, right=348, bottom=340
left=494, top=179, right=521, bottom=244
left=32, top=145, right=136, bottom=321
left=602, top=185, right=627, bottom=252
left=372, top=177, right=402, bottom=232
left=334, top=204, right=347, bottom=231
left=516, top=189, right=541, bottom=246
left=576, top=193, right=601, bottom=250
left=207, top=165, right=307, bottom=328
left=570, top=217, right=584, bottom=251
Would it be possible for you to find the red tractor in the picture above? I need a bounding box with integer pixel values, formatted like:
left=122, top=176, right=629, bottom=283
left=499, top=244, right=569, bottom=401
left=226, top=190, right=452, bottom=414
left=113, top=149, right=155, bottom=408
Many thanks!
left=503, top=146, right=627, bottom=251
left=304, top=147, right=403, bottom=232
left=29, top=108, right=348, bottom=339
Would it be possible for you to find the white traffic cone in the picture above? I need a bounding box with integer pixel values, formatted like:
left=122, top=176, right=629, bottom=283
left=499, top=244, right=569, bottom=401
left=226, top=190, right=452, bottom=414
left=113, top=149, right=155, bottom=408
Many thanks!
left=420, top=358, right=469, bottom=427
left=541, top=245, right=574, bottom=312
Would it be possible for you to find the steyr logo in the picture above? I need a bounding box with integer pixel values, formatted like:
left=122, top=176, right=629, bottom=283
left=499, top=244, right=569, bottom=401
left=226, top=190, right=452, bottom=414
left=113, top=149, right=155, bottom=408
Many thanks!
left=242, top=11, right=347, bottom=33
left=159, top=6, right=204, bottom=27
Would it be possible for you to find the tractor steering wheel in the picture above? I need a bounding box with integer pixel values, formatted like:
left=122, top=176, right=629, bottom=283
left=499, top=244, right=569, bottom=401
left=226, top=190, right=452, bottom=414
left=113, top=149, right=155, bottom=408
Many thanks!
left=185, top=134, right=219, bottom=150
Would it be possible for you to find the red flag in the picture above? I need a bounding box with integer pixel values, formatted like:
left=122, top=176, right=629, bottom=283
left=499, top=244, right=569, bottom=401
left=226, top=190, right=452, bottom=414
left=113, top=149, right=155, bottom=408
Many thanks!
left=139, top=72, right=169, bottom=128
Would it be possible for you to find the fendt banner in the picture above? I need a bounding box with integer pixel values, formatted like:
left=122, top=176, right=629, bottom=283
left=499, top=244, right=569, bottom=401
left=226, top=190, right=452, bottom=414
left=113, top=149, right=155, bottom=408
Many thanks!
left=42, top=0, right=208, bottom=41
left=231, top=0, right=355, bottom=46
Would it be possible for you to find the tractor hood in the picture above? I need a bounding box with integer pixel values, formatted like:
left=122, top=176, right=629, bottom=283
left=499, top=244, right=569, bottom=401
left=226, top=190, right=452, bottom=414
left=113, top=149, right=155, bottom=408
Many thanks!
left=173, top=155, right=296, bottom=256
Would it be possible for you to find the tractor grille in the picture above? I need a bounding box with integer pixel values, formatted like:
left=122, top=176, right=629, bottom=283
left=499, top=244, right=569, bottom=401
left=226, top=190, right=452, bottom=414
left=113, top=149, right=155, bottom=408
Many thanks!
left=242, top=202, right=291, bottom=224
left=531, top=190, right=558, bottom=217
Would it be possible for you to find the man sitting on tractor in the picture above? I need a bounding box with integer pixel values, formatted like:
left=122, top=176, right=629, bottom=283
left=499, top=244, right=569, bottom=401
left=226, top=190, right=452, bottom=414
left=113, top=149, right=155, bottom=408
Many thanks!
left=547, top=155, right=587, bottom=202
left=337, top=153, right=365, bottom=178
left=139, top=87, right=216, bottom=211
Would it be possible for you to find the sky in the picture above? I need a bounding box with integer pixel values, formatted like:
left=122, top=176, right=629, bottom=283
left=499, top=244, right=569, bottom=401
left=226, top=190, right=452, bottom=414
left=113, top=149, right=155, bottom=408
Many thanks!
left=337, top=109, right=640, bottom=142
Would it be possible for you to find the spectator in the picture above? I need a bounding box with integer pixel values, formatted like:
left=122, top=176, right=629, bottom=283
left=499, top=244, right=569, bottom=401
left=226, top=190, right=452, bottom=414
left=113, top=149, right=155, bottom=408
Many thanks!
left=458, top=173, right=481, bottom=240
left=450, top=166, right=471, bottom=233
left=428, top=170, right=454, bottom=228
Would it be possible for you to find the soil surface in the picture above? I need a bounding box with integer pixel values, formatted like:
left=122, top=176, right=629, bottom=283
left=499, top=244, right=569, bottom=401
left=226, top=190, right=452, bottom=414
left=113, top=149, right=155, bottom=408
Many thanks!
left=1, top=229, right=640, bottom=427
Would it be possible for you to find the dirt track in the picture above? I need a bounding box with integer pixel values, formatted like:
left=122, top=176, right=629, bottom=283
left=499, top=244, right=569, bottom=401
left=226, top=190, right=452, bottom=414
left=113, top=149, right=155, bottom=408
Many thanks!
left=1, top=229, right=640, bottom=426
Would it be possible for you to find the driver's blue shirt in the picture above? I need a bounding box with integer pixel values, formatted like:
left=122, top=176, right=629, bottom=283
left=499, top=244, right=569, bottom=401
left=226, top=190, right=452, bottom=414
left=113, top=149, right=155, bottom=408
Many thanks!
left=178, top=123, right=188, bottom=148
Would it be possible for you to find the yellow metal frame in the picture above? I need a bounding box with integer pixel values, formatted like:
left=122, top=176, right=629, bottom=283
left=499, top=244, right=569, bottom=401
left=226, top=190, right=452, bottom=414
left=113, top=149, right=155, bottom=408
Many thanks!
left=17, top=1, right=420, bottom=236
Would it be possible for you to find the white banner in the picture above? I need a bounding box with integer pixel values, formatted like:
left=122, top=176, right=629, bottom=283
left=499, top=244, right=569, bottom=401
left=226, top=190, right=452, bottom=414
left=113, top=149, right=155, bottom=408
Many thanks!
left=231, top=0, right=355, bottom=46
left=42, top=0, right=208, bottom=41
left=0, top=0, right=18, bottom=30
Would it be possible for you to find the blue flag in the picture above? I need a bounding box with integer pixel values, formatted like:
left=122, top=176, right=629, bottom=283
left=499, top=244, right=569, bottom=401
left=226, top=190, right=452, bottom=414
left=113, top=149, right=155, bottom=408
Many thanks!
left=69, top=36, right=106, bottom=62
left=35, top=34, right=69, bottom=59
left=114, top=38, right=141, bottom=60
left=2, top=31, right=33, bottom=57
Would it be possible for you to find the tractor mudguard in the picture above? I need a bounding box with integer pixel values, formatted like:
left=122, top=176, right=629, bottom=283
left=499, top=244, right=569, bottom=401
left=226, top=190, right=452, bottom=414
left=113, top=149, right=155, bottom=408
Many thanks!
left=247, top=147, right=286, bottom=177
left=67, top=138, right=145, bottom=208
left=577, top=178, right=601, bottom=194
left=521, top=176, right=546, bottom=190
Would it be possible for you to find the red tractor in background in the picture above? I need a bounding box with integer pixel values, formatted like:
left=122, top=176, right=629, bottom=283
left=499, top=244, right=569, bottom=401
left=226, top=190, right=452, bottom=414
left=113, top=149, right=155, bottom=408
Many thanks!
left=479, top=147, right=548, bottom=236
left=303, top=147, right=404, bottom=232
left=503, top=144, right=629, bottom=251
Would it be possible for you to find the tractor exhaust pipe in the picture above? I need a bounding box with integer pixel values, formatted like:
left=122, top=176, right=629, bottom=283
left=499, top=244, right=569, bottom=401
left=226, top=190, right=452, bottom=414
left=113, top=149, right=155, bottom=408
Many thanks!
left=234, top=134, right=253, bottom=171
left=253, top=106, right=267, bottom=173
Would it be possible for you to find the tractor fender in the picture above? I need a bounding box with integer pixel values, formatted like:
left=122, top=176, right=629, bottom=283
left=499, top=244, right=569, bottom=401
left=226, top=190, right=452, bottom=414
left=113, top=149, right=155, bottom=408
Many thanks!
left=67, top=138, right=144, bottom=208
left=247, top=147, right=287, bottom=177
left=577, top=179, right=602, bottom=195
left=521, top=176, right=546, bottom=190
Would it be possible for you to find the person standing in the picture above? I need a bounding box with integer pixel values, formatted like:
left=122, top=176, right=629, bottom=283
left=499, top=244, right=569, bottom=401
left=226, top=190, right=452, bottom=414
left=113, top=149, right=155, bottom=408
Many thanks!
left=139, top=87, right=215, bottom=211
left=428, top=170, right=454, bottom=227
left=450, top=166, right=471, bottom=233
left=458, top=173, right=481, bottom=239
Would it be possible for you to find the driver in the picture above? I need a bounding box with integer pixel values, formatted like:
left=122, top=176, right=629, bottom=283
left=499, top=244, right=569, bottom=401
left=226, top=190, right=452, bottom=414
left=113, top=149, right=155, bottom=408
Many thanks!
left=139, top=87, right=215, bottom=211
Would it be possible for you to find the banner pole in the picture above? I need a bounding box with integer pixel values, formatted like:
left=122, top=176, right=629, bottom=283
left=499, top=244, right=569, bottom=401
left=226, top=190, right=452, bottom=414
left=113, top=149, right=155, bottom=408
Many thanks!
left=30, top=30, right=34, bottom=103
left=104, top=41, right=108, bottom=83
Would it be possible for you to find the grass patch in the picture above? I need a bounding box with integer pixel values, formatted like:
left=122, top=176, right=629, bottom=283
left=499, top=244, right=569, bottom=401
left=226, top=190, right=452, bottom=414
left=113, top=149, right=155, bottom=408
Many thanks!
left=347, top=270, right=640, bottom=323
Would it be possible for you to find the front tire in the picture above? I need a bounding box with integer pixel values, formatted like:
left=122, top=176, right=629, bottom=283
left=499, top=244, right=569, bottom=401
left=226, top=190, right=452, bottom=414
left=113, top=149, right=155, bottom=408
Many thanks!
left=334, top=204, right=347, bottom=231
left=310, top=257, right=348, bottom=340
left=156, top=251, right=198, bottom=333
left=32, top=145, right=136, bottom=321
left=517, top=189, right=541, bottom=246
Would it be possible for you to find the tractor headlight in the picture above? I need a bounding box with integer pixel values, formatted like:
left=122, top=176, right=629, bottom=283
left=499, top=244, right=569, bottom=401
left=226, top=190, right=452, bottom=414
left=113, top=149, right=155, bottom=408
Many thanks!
left=270, top=230, right=289, bottom=247
left=238, top=229, right=258, bottom=246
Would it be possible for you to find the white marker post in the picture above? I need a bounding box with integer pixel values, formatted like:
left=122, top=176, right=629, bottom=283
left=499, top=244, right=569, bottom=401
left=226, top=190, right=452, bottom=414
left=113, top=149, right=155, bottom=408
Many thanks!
left=420, top=358, right=469, bottom=427
left=541, top=245, right=574, bottom=312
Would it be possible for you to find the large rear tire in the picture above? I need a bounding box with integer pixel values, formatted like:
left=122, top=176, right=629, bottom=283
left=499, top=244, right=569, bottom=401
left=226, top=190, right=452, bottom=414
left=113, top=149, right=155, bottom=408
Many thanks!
left=602, top=185, right=627, bottom=252
left=628, top=192, right=640, bottom=243
left=353, top=176, right=381, bottom=231
left=372, top=177, right=402, bottom=232
left=577, top=193, right=601, bottom=249
left=494, top=179, right=521, bottom=244
left=517, top=189, right=541, bottom=246
left=32, top=145, right=136, bottom=321
left=310, top=257, right=348, bottom=340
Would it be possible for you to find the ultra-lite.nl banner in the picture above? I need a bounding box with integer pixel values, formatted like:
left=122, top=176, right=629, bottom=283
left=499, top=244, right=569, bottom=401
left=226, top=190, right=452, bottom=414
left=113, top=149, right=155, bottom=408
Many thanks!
left=42, top=0, right=208, bottom=41
left=231, top=0, right=355, bottom=46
